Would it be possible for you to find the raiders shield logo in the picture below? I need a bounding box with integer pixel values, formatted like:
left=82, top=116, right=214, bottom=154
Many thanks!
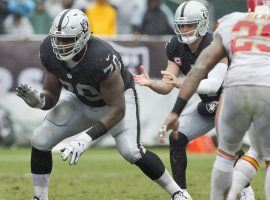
left=206, top=101, right=218, bottom=113
left=80, top=19, right=88, bottom=33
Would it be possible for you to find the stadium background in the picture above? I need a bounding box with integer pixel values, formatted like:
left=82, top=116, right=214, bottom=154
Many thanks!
left=0, top=0, right=249, bottom=148
left=0, top=1, right=267, bottom=199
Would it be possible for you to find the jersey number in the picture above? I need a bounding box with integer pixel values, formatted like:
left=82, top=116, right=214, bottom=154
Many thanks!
left=231, top=20, right=270, bottom=54
left=60, top=80, right=102, bottom=102
left=103, top=55, right=122, bottom=76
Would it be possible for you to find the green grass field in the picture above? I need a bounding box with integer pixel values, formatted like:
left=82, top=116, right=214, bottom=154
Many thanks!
left=0, top=147, right=266, bottom=200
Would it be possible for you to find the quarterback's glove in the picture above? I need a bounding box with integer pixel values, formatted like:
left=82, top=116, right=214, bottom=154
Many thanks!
left=16, top=84, right=45, bottom=108
left=61, top=133, right=92, bottom=165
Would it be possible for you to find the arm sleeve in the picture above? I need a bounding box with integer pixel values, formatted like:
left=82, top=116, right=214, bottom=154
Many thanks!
left=196, top=63, right=228, bottom=95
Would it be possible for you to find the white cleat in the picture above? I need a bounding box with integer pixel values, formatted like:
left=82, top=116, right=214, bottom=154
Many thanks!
left=240, top=185, right=255, bottom=200
left=171, top=190, right=192, bottom=200
left=182, top=190, right=193, bottom=200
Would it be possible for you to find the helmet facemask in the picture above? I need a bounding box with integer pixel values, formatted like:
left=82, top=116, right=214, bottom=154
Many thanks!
left=50, top=31, right=88, bottom=61
left=174, top=20, right=200, bottom=44
left=174, top=1, right=209, bottom=44
left=49, top=9, right=91, bottom=61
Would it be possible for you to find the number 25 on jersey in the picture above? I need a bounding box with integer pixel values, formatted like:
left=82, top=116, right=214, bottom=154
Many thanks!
left=231, top=20, right=270, bottom=54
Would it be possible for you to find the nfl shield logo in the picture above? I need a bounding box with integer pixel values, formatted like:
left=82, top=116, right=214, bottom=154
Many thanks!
left=174, top=57, right=182, bottom=65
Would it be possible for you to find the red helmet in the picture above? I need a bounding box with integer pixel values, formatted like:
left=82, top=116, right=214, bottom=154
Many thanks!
left=247, top=0, right=270, bottom=12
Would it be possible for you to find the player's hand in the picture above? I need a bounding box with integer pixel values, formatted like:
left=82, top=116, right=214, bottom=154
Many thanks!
left=133, top=65, right=152, bottom=87
left=61, top=133, right=92, bottom=165
left=161, top=71, right=183, bottom=89
left=16, top=84, right=45, bottom=108
left=159, top=113, right=179, bottom=143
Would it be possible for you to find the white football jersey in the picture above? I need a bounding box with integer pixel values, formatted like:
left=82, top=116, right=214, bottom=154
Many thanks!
left=215, top=12, right=270, bottom=87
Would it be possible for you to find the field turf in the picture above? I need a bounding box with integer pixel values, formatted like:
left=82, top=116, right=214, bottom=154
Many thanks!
left=0, top=147, right=266, bottom=200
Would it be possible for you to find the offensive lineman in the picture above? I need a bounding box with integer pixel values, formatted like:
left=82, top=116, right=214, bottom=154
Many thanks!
left=16, top=9, right=189, bottom=200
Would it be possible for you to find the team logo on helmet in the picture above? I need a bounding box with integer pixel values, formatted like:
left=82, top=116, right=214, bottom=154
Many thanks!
left=80, top=19, right=88, bottom=33
left=202, top=9, right=208, bottom=20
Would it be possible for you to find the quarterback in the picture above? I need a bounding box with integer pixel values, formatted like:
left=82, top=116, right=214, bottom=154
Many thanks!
left=161, top=0, right=270, bottom=199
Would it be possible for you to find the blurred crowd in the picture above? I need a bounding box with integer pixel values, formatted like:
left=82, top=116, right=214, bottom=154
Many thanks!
left=0, top=0, right=177, bottom=39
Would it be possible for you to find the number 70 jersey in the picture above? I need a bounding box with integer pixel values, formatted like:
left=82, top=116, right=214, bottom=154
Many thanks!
left=39, top=36, right=134, bottom=107
left=215, top=12, right=270, bottom=88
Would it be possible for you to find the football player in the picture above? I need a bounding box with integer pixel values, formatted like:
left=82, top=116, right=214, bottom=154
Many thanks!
left=134, top=1, right=226, bottom=199
left=134, top=1, right=259, bottom=199
left=16, top=9, right=189, bottom=200
left=160, top=0, right=270, bottom=199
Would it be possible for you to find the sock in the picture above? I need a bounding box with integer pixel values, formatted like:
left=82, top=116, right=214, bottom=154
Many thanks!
left=211, top=154, right=235, bottom=200
left=32, top=174, right=49, bottom=200
left=265, top=162, right=270, bottom=200
left=31, top=147, right=52, bottom=200
left=169, top=132, right=189, bottom=189
left=227, top=155, right=258, bottom=200
left=154, top=169, right=182, bottom=196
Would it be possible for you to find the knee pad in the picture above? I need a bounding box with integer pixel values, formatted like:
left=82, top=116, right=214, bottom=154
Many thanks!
left=31, top=126, right=53, bottom=151
left=169, top=132, right=189, bottom=148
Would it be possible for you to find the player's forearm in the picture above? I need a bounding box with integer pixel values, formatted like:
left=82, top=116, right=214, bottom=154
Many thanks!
left=40, top=90, right=59, bottom=110
left=100, top=105, right=125, bottom=130
left=149, top=80, right=174, bottom=95
left=181, top=67, right=207, bottom=100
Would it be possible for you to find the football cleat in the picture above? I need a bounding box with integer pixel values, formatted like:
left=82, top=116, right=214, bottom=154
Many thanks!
left=171, top=190, right=191, bottom=200
left=240, top=185, right=255, bottom=200
left=182, top=190, right=193, bottom=200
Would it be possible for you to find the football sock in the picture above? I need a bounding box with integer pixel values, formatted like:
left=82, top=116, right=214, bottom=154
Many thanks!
left=154, top=169, right=182, bottom=196
left=265, top=162, right=270, bottom=200
left=228, top=155, right=258, bottom=199
left=31, top=147, right=52, bottom=200
left=32, top=174, right=49, bottom=200
left=169, top=132, right=189, bottom=189
left=135, top=150, right=181, bottom=196
left=211, top=154, right=235, bottom=200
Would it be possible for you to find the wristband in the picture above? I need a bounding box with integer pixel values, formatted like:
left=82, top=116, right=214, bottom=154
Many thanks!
left=41, top=94, right=54, bottom=110
left=171, top=97, right=187, bottom=116
left=86, top=121, right=108, bottom=141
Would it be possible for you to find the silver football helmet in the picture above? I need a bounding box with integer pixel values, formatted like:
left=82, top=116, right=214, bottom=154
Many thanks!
left=49, top=9, right=91, bottom=61
left=174, top=1, right=209, bottom=44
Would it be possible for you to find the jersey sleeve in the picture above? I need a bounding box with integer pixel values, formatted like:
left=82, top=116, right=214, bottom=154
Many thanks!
left=39, top=38, right=48, bottom=69
left=165, top=36, right=177, bottom=62
left=95, top=51, right=122, bottom=82
left=39, top=36, right=54, bottom=72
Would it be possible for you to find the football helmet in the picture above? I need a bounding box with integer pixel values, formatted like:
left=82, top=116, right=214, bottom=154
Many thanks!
left=174, top=1, right=209, bottom=44
left=49, top=9, right=91, bottom=61
left=247, top=0, right=270, bottom=13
